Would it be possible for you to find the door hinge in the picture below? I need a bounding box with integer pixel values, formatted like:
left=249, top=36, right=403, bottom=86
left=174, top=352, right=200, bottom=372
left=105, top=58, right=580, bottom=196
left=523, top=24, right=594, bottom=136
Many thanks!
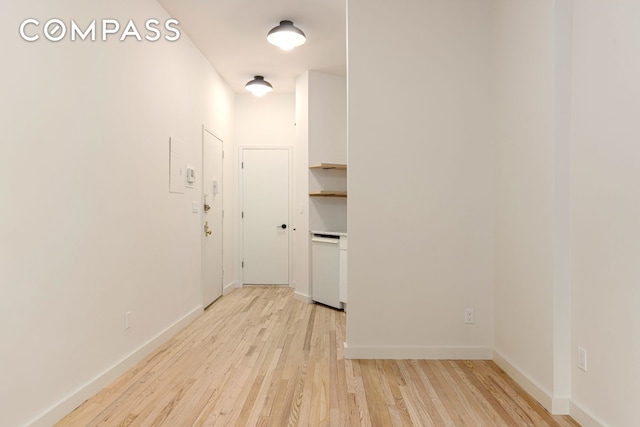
left=242, top=261, right=244, bottom=268
left=242, top=162, right=244, bottom=169
left=242, top=212, right=244, bottom=219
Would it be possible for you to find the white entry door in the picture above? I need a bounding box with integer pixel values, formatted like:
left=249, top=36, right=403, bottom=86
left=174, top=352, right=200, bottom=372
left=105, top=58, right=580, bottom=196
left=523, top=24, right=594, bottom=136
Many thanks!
left=242, top=148, right=290, bottom=285
left=202, top=129, right=223, bottom=307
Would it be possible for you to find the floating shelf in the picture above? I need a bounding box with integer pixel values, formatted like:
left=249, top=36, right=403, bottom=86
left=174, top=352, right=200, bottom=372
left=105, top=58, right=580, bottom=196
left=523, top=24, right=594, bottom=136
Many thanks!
left=309, top=163, right=347, bottom=171
left=309, top=191, right=347, bottom=198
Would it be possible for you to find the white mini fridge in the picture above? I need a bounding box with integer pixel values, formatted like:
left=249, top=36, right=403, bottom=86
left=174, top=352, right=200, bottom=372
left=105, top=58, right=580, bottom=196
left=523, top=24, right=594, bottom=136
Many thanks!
left=311, top=234, right=342, bottom=309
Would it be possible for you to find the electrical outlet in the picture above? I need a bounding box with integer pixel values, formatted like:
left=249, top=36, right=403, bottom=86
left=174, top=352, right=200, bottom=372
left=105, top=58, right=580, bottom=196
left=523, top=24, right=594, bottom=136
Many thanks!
left=125, top=311, right=132, bottom=329
left=578, top=347, right=587, bottom=371
left=464, top=308, right=474, bottom=324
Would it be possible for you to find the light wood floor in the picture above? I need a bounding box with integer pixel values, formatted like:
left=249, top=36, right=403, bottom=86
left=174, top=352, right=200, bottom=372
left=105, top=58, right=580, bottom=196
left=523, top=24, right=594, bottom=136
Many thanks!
left=57, top=286, right=580, bottom=426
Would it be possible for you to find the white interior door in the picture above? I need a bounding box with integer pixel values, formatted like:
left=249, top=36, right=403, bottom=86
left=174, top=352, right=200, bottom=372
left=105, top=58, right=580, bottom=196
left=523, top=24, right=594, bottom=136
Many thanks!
left=202, top=129, right=223, bottom=306
left=242, top=148, right=290, bottom=285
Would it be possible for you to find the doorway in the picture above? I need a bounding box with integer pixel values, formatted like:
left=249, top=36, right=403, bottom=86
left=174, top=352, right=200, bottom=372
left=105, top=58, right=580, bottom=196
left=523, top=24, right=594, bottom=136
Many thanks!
left=202, top=127, right=224, bottom=307
left=241, top=147, right=291, bottom=285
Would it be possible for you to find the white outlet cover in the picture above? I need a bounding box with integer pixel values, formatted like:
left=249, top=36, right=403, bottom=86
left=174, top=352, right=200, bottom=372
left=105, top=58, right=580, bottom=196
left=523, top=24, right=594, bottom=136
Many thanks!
left=578, top=347, right=587, bottom=371
left=464, top=308, right=474, bottom=324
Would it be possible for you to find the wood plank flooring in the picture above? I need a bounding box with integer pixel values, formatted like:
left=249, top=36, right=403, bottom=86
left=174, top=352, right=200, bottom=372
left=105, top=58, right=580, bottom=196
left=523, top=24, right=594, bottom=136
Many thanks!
left=57, top=286, right=580, bottom=426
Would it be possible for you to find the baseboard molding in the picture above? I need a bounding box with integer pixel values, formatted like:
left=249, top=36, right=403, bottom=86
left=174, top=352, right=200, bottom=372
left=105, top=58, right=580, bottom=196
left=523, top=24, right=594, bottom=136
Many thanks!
left=552, top=397, right=571, bottom=415
left=28, top=306, right=203, bottom=427
left=24, top=302, right=610, bottom=427
left=343, top=344, right=493, bottom=360
left=294, top=291, right=313, bottom=304
left=492, top=351, right=611, bottom=422
left=223, top=281, right=239, bottom=295
left=570, top=401, right=607, bottom=427
left=493, top=350, right=559, bottom=414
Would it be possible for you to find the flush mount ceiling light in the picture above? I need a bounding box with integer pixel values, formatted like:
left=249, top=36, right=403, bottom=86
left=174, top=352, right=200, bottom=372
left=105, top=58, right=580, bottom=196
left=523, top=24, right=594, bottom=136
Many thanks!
left=267, top=20, right=306, bottom=51
left=244, top=75, right=273, bottom=97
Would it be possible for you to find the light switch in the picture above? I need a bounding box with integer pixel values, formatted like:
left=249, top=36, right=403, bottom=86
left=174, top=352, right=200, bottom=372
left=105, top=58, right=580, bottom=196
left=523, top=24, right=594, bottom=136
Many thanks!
left=192, top=201, right=199, bottom=213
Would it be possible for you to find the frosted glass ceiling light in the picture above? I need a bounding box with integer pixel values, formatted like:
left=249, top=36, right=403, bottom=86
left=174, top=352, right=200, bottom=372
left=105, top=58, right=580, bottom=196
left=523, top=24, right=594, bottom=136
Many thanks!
left=267, top=20, right=306, bottom=51
left=245, top=76, right=273, bottom=97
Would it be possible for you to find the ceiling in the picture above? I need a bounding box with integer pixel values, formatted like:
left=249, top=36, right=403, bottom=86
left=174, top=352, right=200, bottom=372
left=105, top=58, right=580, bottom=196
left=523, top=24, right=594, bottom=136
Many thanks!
left=157, top=0, right=347, bottom=94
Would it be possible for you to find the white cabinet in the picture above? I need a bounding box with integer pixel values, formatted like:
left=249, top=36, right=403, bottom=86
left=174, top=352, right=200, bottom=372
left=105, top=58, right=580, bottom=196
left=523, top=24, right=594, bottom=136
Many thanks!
left=311, top=233, right=347, bottom=310
left=311, top=234, right=341, bottom=309
left=339, top=236, right=348, bottom=305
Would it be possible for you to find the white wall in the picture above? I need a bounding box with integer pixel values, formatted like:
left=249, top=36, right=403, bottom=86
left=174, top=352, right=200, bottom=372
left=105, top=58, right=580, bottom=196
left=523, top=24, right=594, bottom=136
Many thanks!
left=235, top=93, right=296, bottom=147
left=295, top=73, right=311, bottom=300
left=570, top=1, right=640, bottom=425
left=0, top=2, right=235, bottom=426
left=308, top=71, right=347, bottom=166
left=307, top=71, right=347, bottom=232
left=346, top=0, right=494, bottom=358
left=491, top=0, right=559, bottom=410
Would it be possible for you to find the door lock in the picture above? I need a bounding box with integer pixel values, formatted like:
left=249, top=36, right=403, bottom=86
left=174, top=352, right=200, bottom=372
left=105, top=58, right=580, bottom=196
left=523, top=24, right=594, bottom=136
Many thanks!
left=204, top=204, right=211, bottom=212
left=204, top=221, right=212, bottom=236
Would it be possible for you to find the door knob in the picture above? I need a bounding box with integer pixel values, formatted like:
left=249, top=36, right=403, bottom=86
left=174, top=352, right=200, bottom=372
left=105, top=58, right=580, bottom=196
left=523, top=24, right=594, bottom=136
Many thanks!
left=280, top=224, right=287, bottom=229
left=204, top=221, right=212, bottom=236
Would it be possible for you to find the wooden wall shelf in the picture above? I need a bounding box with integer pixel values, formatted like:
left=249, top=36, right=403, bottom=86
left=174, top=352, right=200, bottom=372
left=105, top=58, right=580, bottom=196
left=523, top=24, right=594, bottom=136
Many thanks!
left=309, top=163, right=347, bottom=171
left=309, top=191, right=347, bottom=198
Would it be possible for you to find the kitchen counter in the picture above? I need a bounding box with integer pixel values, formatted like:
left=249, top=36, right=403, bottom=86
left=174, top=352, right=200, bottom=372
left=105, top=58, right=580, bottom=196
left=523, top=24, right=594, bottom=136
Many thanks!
left=310, top=230, right=347, bottom=237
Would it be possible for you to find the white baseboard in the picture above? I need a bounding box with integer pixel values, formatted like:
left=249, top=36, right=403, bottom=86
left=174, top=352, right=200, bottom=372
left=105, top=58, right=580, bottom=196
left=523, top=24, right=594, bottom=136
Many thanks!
left=492, top=351, right=611, bottom=423
left=570, top=401, right=607, bottom=427
left=493, top=350, right=561, bottom=414
left=28, top=306, right=203, bottom=427
left=223, top=281, right=239, bottom=295
left=294, top=291, right=313, bottom=304
left=343, top=344, right=492, bottom=360
left=552, top=397, right=571, bottom=415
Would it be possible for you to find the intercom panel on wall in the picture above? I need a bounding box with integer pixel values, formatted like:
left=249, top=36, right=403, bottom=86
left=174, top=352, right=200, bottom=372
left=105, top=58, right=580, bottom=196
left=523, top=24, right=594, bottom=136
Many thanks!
left=185, top=166, right=196, bottom=188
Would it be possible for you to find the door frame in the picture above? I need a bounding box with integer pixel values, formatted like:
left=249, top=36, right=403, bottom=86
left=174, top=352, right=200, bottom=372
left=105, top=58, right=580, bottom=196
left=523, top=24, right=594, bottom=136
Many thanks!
left=238, top=146, right=293, bottom=287
left=201, top=125, right=224, bottom=306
